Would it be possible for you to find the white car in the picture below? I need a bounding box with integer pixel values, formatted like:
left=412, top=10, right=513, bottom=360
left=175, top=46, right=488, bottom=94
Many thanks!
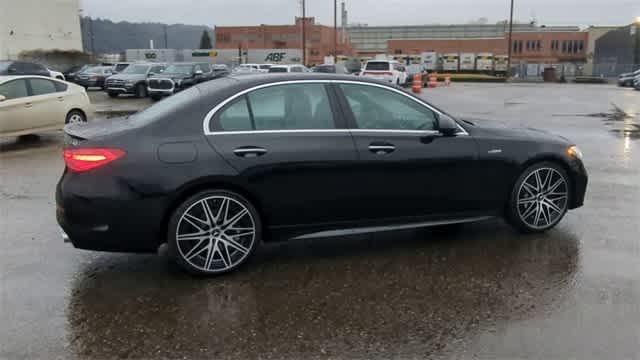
left=0, top=76, right=93, bottom=137
left=232, top=64, right=261, bottom=74
left=361, top=60, right=407, bottom=85
left=48, top=68, right=65, bottom=80
left=267, top=64, right=311, bottom=73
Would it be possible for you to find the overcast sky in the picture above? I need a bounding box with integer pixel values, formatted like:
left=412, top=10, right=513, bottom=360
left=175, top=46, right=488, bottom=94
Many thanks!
left=81, top=0, right=640, bottom=28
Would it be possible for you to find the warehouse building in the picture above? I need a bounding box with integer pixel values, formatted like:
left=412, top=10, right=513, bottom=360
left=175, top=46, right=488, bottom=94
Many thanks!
left=0, top=0, right=83, bottom=60
left=214, top=17, right=354, bottom=66
left=592, top=23, right=640, bottom=76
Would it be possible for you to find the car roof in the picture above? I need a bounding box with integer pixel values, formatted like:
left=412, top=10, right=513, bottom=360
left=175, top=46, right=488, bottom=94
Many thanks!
left=0, top=75, right=64, bottom=83
left=196, top=73, right=393, bottom=96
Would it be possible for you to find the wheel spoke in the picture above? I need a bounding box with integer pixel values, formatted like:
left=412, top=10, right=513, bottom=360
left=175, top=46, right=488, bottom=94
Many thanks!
left=183, top=213, right=209, bottom=232
left=215, top=198, right=229, bottom=225
left=221, top=234, right=249, bottom=255
left=184, top=238, right=209, bottom=260
left=546, top=179, right=564, bottom=194
left=177, top=233, right=208, bottom=241
left=533, top=203, right=542, bottom=226
left=541, top=169, right=552, bottom=190
left=223, top=209, right=248, bottom=229
left=201, top=200, right=216, bottom=226
left=217, top=241, right=231, bottom=268
left=227, top=230, right=254, bottom=239
left=203, top=243, right=216, bottom=270
left=520, top=201, right=538, bottom=220
left=539, top=204, right=549, bottom=225
left=518, top=195, right=537, bottom=205
left=534, top=170, right=543, bottom=191
left=522, top=182, right=538, bottom=197
left=543, top=199, right=563, bottom=214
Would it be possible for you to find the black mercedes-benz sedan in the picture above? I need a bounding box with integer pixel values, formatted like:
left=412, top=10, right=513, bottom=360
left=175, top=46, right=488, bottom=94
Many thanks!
left=57, top=74, right=588, bottom=275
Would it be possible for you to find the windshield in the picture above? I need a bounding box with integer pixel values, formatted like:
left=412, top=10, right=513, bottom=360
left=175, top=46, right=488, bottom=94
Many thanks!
left=268, top=67, right=288, bottom=73
left=163, top=64, right=193, bottom=74
left=259, top=64, right=272, bottom=69
left=122, top=64, right=150, bottom=74
left=83, top=66, right=104, bottom=74
left=314, top=65, right=335, bottom=73
left=0, top=62, right=9, bottom=71
left=365, top=61, right=391, bottom=71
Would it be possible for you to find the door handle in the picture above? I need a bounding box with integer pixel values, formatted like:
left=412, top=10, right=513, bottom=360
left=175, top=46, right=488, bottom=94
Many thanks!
left=368, top=143, right=396, bottom=154
left=233, top=146, right=267, bottom=157
left=57, top=96, right=64, bottom=102
left=24, top=102, right=33, bottom=108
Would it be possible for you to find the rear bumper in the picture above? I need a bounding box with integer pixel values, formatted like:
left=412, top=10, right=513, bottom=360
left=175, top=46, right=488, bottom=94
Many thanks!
left=56, top=171, right=168, bottom=253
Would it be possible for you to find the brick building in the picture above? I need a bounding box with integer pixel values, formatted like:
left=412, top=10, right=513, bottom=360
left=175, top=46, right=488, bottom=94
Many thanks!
left=387, top=31, right=588, bottom=65
left=214, top=17, right=354, bottom=65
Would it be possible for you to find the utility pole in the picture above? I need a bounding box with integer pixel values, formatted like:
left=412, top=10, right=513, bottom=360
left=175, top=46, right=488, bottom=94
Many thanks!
left=164, top=25, right=169, bottom=48
left=89, top=17, right=95, bottom=60
left=506, top=0, right=514, bottom=78
left=301, top=0, right=306, bottom=65
left=334, top=0, right=337, bottom=58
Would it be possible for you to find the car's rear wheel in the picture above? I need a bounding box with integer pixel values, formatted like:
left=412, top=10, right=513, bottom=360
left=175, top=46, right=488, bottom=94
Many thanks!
left=167, top=190, right=261, bottom=275
left=65, top=110, right=86, bottom=125
left=107, top=92, right=119, bottom=98
left=507, top=162, right=570, bottom=233
left=135, top=83, right=147, bottom=98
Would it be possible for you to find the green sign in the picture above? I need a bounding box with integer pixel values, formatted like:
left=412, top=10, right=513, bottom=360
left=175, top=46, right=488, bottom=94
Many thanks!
left=192, top=51, right=217, bottom=57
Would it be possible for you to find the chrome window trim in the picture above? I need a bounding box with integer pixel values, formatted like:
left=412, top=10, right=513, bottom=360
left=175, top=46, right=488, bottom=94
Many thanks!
left=202, top=79, right=468, bottom=136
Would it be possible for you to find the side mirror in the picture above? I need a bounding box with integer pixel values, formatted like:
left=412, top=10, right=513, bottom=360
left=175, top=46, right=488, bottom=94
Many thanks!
left=148, top=72, right=155, bottom=77
left=195, top=70, right=203, bottom=75
left=8, top=68, right=16, bottom=73
left=438, top=114, right=459, bottom=136
left=0, top=94, right=6, bottom=102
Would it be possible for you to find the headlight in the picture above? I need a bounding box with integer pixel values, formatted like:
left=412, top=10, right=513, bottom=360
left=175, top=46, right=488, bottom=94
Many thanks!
left=125, top=80, right=134, bottom=86
left=175, top=79, right=182, bottom=86
left=567, top=145, right=583, bottom=160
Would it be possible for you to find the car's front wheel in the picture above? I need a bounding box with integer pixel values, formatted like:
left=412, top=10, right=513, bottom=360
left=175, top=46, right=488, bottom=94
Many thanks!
left=507, top=162, right=570, bottom=233
left=167, top=190, right=261, bottom=275
left=65, top=110, right=86, bottom=125
left=135, top=83, right=147, bottom=98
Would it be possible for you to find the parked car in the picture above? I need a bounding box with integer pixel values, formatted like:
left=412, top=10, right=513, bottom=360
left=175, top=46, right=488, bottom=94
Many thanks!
left=63, top=64, right=91, bottom=83
left=313, top=63, right=350, bottom=74
left=147, top=62, right=210, bottom=100
left=634, top=74, right=640, bottom=90
left=48, top=68, right=65, bottom=80
left=212, top=64, right=230, bottom=79
left=0, top=75, right=92, bottom=137
left=268, top=64, right=310, bottom=73
left=618, top=69, right=640, bottom=87
left=0, top=61, right=50, bottom=77
left=57, top=73, right=588, bottom=275
left=112, top=62, right=132, bottom=75
left=105, top=63, right=165, bottom=98
left=74, top=66, right=113, bottom=90
left=232, top=64, right=261, bottom=74
left=404, top=64, right=426, bottom=85
left=360, top=60, right=407, bottom=85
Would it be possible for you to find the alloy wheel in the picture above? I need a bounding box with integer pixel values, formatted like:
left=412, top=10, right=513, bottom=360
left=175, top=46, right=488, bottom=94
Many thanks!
left=67, top=113, right=85, bottom=125
left=176, top=195, right=256, bottom=273
left=516, top=167, right=568, bottom=229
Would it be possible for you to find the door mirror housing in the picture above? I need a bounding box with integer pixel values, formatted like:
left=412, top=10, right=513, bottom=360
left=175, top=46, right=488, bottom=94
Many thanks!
left=195, top=70, right=203, bottom=75
left=148, top=72, right=155, bottom=77
left=438, top=114, right=459, bottom=136
left=0, top=94, right=6, bottom=102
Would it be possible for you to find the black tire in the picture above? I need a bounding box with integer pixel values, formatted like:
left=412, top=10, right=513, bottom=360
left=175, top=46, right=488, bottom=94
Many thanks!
left=167, top=190, right=261, bottom=275
left=107, top=92, right=119, bottom=98
left=135, top=83, right=147, bottom=98
left=150, top=95, right=162, bottom=101
left=65, top=110, right=87, bottom=125
left=506, top=161, right=571, bottom=233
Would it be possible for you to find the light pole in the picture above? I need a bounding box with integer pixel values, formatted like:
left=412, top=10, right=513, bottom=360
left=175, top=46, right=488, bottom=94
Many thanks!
left=506, top=0, right=515, bottom=78
left=334, top=0, right=338, bottom=58
left=301, top=0, right=306, bottom=65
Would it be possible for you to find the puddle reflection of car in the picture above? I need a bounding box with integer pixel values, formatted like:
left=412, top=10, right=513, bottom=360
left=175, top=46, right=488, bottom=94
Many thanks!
left=0, top=75, right=92, bottom=137
left=633, top=75, right=640, bottom=90
left=57, top=74, right=587, bottom=276
left=617, top=69, right=640, bottom=87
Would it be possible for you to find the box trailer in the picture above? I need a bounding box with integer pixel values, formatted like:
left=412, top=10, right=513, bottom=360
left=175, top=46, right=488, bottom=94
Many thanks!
left=442, top=53, right=459, bottom=72
left=421, top=52, right=440, bottom=71
left=476, top=53, right=494, bottom=72
left=459, top=53, right=476, bottom=71
left=494, top=55, right=509, bottom=73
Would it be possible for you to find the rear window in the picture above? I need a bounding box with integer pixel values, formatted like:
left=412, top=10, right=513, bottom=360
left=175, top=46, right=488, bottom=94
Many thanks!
left=259, top=65, right=272, bottom=70
left=268, top=67, right=288, bottom=73
left=314, top=65, right=335, bottom=73
left=0, top=62, right=10, bottom=72
left=365, top=62, right=391, bottom=71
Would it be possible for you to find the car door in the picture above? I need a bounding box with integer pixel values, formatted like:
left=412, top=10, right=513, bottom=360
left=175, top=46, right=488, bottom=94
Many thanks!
left=335, top=82, right=481, bottom=220
left=0, top=79, right=31, bottom=134
left=26, top=78, right=67, bottom=129
left=204, top=81, right=359, bottom=227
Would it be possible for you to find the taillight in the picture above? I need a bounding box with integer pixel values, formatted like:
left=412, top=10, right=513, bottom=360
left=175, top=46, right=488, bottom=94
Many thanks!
left=363, top=71, right=393, bottom=76
left=63, top=148, right=125, bottom=172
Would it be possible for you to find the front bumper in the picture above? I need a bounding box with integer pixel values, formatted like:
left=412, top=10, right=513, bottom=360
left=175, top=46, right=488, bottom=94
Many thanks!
left=106, top=85, right=136, bottom=94
left=568, top=158, right=588, bottom=209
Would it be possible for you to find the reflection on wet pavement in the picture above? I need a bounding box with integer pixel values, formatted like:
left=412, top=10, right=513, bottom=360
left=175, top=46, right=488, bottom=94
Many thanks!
left=67, top=221, right=578, bottom=359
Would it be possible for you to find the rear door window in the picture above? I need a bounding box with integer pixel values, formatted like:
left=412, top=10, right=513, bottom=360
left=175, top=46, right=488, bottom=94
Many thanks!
left=217, top=97, right=253, bottom=131
left=0, top=79, right=29, bottom=99
left=28, top=79, right=58, bottom=96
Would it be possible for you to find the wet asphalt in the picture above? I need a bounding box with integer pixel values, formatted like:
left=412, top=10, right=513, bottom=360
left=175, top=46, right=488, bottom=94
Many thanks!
left=1, top=83, right=639, bottom=359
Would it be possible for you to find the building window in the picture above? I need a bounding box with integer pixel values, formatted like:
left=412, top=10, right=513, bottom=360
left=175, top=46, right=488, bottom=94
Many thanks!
left=562, top=40, right=567, bottom=53
left=216, top=33, right=230, bottom=43
left=394, top=49, right=402, bottom=54
left=578, top=40, right=584, bottom=52
left=513, top=40, right=523, bottom=54
left=536, top=40, right=541, bottom=51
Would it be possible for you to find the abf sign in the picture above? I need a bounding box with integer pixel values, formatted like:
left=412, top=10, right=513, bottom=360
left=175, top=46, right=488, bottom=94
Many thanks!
left=265, top=52, right=287, bottom=62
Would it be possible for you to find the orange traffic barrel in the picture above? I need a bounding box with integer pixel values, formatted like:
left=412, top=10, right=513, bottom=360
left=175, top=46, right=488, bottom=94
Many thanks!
left=411, top=74, right=422, bottom=93
left=428, top=73, right=438, bottom=88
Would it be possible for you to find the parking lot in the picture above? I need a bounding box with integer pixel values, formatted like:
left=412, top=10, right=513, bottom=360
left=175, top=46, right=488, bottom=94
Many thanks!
left=1, top=83, right=640, bottom=359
